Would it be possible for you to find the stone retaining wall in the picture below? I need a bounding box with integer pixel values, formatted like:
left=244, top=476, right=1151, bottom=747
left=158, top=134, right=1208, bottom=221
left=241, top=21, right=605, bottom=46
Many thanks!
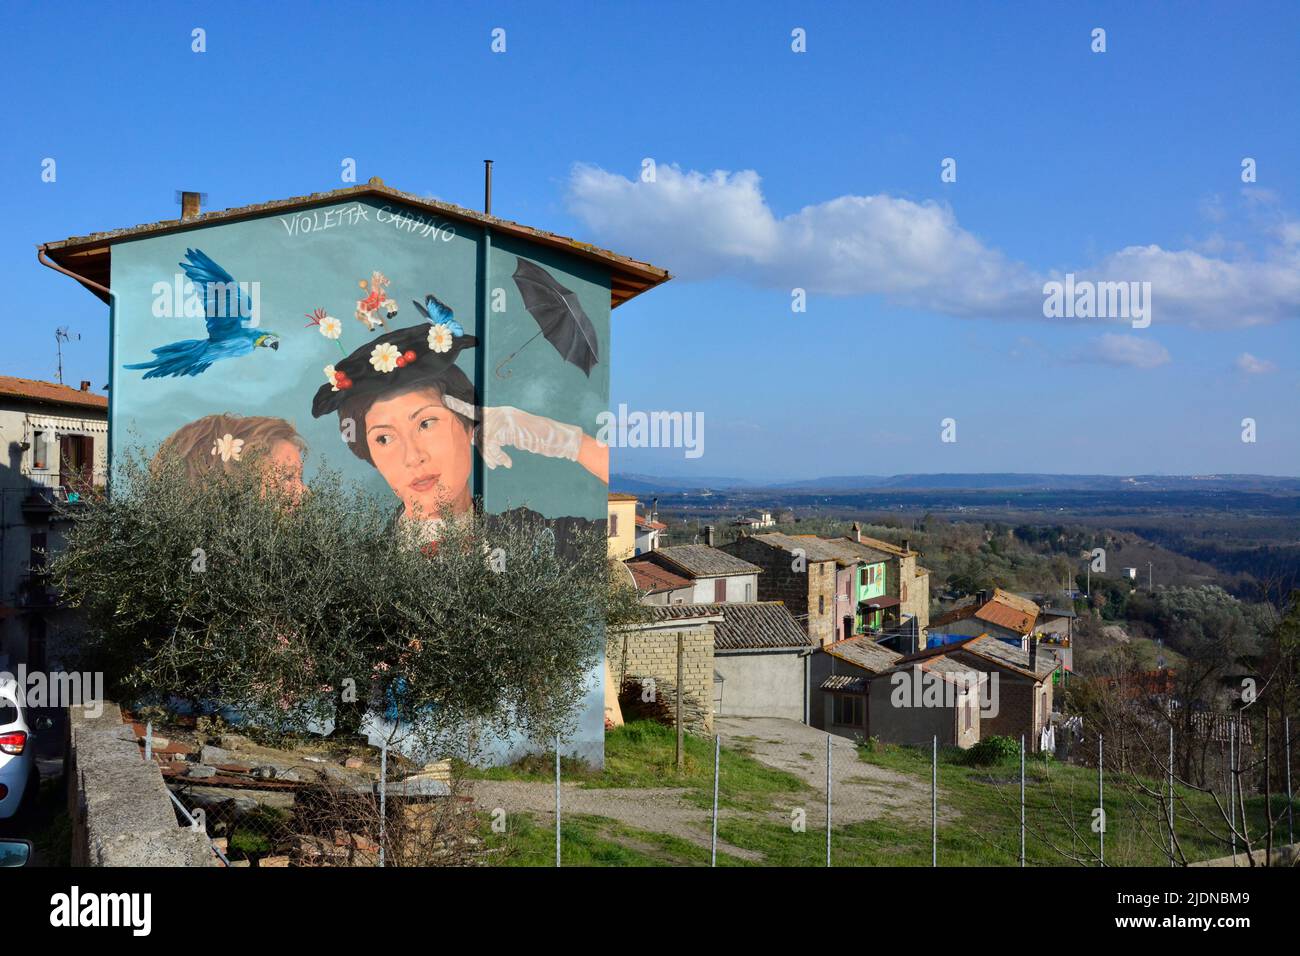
left=65, top=702, right=217, bottom=866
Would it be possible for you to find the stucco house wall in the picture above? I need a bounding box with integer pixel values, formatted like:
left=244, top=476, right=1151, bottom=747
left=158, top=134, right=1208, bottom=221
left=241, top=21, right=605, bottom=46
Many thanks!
left=714, top=648, right=807, bottom=721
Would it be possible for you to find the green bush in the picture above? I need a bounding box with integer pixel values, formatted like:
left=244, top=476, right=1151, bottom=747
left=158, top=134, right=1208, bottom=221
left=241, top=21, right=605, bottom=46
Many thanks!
left=964, top=735, right=1020, bottom=766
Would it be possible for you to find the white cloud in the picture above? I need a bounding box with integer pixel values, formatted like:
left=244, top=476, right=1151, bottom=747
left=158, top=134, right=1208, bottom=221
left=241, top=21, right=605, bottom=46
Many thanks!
left=1072, top=334, right=1171, bottom=369
left=567, top=163, right=1300, bottom=328
left=1235, top=352, right=1277, bottom=375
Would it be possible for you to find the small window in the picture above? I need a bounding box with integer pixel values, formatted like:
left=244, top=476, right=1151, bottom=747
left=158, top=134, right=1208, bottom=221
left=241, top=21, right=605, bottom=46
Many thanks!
left=832, top=694, right=863, bottom=726
left=32, top=431, right=47, bottom=470
left=608, top=514, right=618, bottom=538
left=819, top=595, right=825, bottom=615
left=745, top=582, right=753, bottom=601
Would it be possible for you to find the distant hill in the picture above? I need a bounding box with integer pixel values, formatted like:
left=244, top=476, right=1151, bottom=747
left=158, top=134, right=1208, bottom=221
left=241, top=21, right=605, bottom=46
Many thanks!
left=611, top=472, right=1300, bottom=495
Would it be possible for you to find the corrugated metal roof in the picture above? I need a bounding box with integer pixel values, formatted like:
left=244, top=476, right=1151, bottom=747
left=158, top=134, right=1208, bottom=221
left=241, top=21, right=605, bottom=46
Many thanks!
left=648, top=602, right=812, bottom=650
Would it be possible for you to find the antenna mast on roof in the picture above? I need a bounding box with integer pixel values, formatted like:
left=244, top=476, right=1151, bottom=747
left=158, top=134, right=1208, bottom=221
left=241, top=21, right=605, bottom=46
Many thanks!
left=55, top=326, right=79, bottom=385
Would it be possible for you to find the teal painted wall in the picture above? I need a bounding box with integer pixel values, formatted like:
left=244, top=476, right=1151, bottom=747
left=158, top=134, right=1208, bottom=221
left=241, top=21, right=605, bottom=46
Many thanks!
left=109, top=196, right=610, bottom=765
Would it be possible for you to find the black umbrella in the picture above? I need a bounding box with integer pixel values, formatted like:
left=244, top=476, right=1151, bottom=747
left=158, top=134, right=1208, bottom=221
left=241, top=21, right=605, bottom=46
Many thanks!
left=496, top=257, right=599, bottom=378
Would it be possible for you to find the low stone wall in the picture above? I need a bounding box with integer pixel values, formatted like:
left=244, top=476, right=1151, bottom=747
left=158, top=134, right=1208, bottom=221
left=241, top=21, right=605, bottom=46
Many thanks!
left=65, top=702, right=217, bottom=867
left=612, top=622, right=715, bottom=733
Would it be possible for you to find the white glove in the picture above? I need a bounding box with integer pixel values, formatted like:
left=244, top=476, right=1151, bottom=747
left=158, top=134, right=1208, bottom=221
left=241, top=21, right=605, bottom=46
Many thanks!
left=475, top=405, right=583, bottom=470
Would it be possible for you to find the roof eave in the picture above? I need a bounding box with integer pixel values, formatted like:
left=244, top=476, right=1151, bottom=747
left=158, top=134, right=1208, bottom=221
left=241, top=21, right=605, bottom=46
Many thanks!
left=39, top=182, right=671, bottom=310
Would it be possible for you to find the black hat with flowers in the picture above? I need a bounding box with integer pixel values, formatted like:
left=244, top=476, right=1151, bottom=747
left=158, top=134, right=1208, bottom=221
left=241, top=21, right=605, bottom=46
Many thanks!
left=311, top=321, right=478, bottom=419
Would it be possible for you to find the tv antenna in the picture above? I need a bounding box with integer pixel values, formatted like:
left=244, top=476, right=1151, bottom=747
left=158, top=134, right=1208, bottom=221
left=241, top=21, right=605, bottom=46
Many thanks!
left=55, top=327, right=80, bottom=385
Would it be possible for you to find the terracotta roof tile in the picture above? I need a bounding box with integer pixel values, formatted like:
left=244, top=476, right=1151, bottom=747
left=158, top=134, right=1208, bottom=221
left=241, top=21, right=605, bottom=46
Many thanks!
left=625, top=559, right=692, bottom=594
left=0, top=376, right=108, bottom=411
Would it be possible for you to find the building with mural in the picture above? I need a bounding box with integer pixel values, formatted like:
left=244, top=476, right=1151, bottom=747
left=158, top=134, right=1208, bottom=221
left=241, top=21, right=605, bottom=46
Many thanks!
left=39, top=178, right=669, bottom=765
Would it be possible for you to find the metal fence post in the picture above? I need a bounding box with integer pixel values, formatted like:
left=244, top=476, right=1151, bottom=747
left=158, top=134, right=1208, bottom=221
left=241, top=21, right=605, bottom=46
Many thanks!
left=1286, top=716, right=1294, bottom=847
left=825, top=733, right=832, bottom=867
left=1019, top=734, right=1025, bottom=867
left=1230, top=719, right=1237, bottom=864
left=711, top=734, right=720, bottom=867
left=1098, top=733, right=1104, bottom=866
left=1168, top=724, right=1175, bottom=866
left=378, top=739, right=387, bottom=868
left=931, top=735, right=937, bottom=867
left=676, top=633, right=684, bottom=772
left=555, top=733, right=562, bottom=868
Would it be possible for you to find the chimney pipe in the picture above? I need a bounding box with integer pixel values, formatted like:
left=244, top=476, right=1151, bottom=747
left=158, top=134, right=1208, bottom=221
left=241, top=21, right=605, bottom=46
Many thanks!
left=180, top=191, right=202, bottom=220
left=1028, top=634, right=1038, bottom=672
left=901, top=538, right=910, bottom=554
left=484, top=160, right=493, bottom=215
left=977, top=589, right=987, bottom=606
left=79, top=380, right=91, bottom=392
left=651, top=496, right=658, bottom=522
left=704, top=525, right=715, bottom=547
left=852, top=521, right=861, bottom=543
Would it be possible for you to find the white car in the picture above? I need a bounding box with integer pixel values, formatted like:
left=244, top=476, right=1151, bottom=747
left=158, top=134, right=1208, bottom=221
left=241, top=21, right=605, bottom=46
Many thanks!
left=0, top=679, right=34, bottom=820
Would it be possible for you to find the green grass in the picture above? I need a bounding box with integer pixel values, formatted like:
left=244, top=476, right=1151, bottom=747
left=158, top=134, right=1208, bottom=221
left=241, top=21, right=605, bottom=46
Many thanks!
left=466, top=719, right=1287, bottom=867
left=854, top=740, right=1281, bottom=867
left=462, top=720, right=810, bottom=812
left=481, top=811, right=733, bottom=867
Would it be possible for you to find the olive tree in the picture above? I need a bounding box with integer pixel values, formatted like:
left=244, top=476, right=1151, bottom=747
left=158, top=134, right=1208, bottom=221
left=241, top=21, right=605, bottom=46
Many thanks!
left=51, top=448, right=625, bottom=754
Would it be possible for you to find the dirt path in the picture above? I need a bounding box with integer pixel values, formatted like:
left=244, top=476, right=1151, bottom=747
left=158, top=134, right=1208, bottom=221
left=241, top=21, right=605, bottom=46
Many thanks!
left=715, top=716, right=959, bottom=826
left=470, top=781, right=763, bottom=862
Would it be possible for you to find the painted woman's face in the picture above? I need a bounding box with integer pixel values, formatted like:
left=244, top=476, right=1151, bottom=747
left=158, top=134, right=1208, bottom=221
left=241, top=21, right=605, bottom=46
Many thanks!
left=364, top=387, right=473, bottom=519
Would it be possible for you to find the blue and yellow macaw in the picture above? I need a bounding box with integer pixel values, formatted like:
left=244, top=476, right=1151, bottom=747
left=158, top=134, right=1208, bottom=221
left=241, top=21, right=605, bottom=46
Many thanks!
left=125, top=248, right=279, bottom=379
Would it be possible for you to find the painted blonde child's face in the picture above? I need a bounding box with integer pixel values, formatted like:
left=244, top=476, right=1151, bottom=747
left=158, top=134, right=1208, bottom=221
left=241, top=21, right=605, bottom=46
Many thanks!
left=363, top=387, right=473, bottom=519
left=265, top=439, right=306, bottom=501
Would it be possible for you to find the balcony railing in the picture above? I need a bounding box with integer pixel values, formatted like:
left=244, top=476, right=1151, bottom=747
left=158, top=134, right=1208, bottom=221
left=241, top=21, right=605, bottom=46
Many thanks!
left=21, top=471, right=96, bottom=515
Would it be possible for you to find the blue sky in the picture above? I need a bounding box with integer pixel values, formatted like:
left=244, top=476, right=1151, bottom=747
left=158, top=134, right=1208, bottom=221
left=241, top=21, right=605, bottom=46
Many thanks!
left=2, top=1, right=1297, bottom=480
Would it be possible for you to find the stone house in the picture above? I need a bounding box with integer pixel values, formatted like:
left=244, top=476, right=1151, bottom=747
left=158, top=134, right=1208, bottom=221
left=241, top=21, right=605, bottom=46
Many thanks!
left=718, top=533, right=840, bottom=648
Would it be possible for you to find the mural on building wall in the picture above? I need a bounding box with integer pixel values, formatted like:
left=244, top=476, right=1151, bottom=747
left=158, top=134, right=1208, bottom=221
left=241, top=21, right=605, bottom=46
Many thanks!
left=110, top=197, right=612, bottom=763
